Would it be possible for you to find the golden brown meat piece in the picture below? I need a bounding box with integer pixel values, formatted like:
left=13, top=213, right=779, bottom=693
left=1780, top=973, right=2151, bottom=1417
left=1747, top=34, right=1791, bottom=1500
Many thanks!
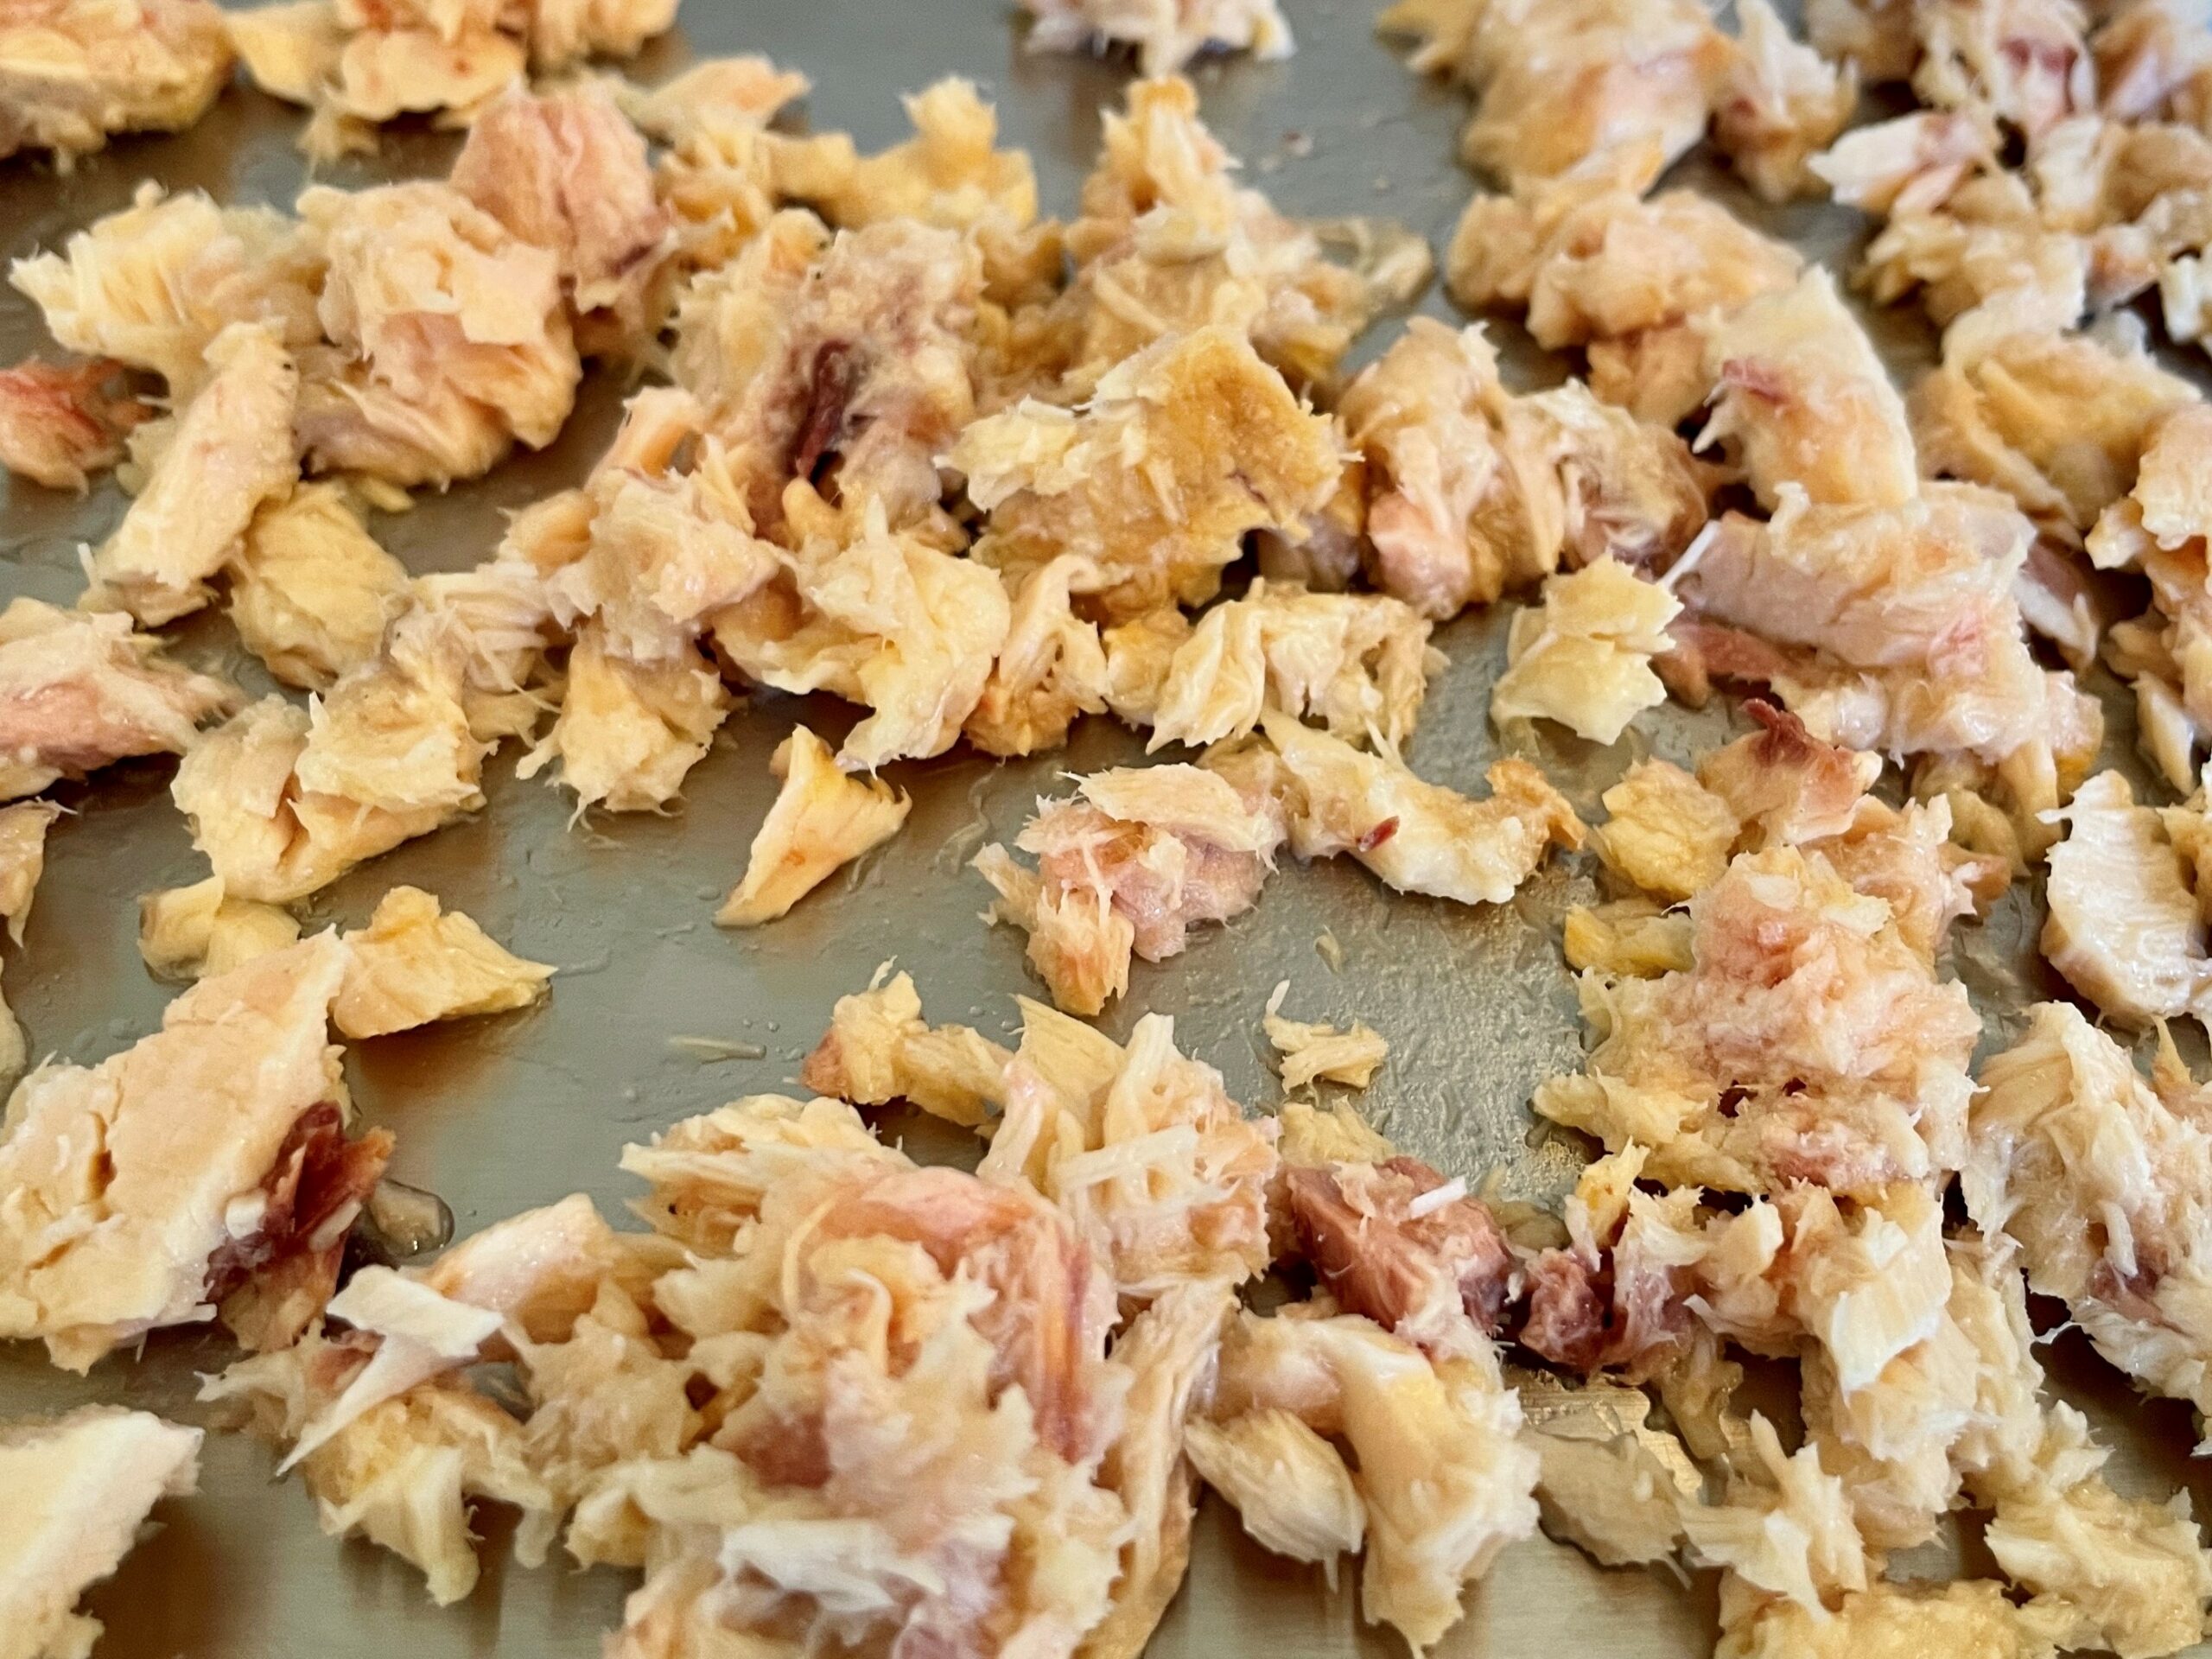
left=0, top=936, right=378, bottom=1370
left=0, top=0, right=231, bottom=166
left=824, top=76, right=1038, bottom=234
left=1489, top=556, right=1681, bottom=745
left=86, top=321, right=300, bottom=627
left=956, top=326, right=1340, bottom=623
left=0, top=357, right=147, bottom=491
left=0, top=596, right=240, bottom=801
left=0, top=1408, right=203, bottom=1659
left=715, top=725, right=912, bottom=928
left=1021, top=0, right=1293, bottom=73
left=976, top=762, right=1283, bottom=1015
left=800, top=967, right=1012, bottom=1127
left=228, top=483, right=410, bottom=691
left=1535, top=844, right=1981, bottom=1198
left=9, top=184, right=326, bottom=399
left=448, top=81, right=671, bottom=353
left=296, top=181, right=582, bottom=489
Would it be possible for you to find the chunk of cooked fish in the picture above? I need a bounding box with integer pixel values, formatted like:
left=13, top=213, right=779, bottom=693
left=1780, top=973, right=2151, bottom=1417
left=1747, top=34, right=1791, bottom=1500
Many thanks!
left=1563, top=897, right=1697, bottom=977
left=1255, top=709, right=1585, bottom=906
left=963, top=554, right=1111, bottom=759
left=0, top=357, right=148, bottom=492
left=295, top=181, right=582, bottom=489
left=823, top=76, right=1039, bottom=233
left=716, top=725, right=911, bottom=928
left=1535, top=845, right=1981, bottom=1198
left=1590, top=759, right=1742, bottom=903
left=10, top=184, right=324, bottom=400
left=1681, top=1413, right=1870, bottom=1616
left=955, top=326, right=1341, bottom=622
left=0, top=597, right=239, bottom=802
left=1263, top=981, right=1388, bottom=1090
left=1185, top=1408, right=1363, bottom=1579
left=1714, top=1576, right=2063, bottom=1659
left=334, top=885, right=551, bottom=1039
left=1023, top=0, right=1292, bottom=73
left=518, top=629, right=728, bottom=815
left=86, top=322, right=299, bottom=626
left=2043, top=769, right=2208, bottom=1027
left=137, top=876, right=301, bottom=982
left=976, top=762, right=1282, bottom=1015
left=448, top=80, right=671, bottom=353
left=800, top=966, right=1012, bottom=1127
left=0, top=1407, right=202, bottom=1659
left=0, top=936, right=378, bottom=1370
left=0, top=0, right=231, bottom=166
left=712, top=502, right=1010, bottom=772
left=1697, top=268, right=1920, bottom=510
left=229, top=483, right=410, bottom=691
left=1712, top=0, right=1859, bottom=201
left=1490, top=557, right=1681, bottom=745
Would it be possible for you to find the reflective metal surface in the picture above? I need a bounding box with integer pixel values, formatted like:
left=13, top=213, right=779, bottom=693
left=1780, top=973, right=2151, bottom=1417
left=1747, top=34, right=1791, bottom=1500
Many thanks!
left=2, top=3, right=2209, bottom=1654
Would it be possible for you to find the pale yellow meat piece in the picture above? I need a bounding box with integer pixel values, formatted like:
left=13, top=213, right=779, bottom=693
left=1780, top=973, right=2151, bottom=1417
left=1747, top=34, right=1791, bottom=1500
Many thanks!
left=0, top=800, right=58, bottom=946
left=798, top=967, right=1012, bottom=1127
left=137, top=876, right=300, bottom=982
left=0, top=1408, right=202, bottom=1659
left=963, top=555, right=1110, bottom=760
left=1715, top=1577, right=2060, bottom=1658
left=1185, top=1408, right=1363, bottom=1578
left=334, top=885, right=552, bottom=1039
left=230, top=484, right=410, bottom=690
left=1022, top=0, right=1293, bottom=74
left=823, top=77, right=1038, bottom=232
left=1490, top=557, right=1680, bottom=745
left=86, top=322, right=299, bottom=627
left=0, top=936, right=349, bottom=1370
left=0, top=0, right=232, bottom=167
left=1562, top=898, right=1697, bottom=977
left=2041, top=769, right=2207, bottom=1027
left=715, top=726, right=912, bottom=928
left=1711, top=0, right=1858, bottom=201
left=1262, top=981, right=1388, bottom=1090
left=0, top=597, right=240, bottom=802
left=517, top=628, right=728, bottom=815
left=1589, top=760, right=1741, bottom=903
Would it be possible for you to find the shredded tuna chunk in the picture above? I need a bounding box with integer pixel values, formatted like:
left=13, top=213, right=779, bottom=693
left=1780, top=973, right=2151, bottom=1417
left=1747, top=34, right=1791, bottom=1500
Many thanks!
left=2042, top=769, right=2209, bottom=1027
left=0, top=0, right=231, bottom=166
left=333, top=886, right=551, bottom=1039
left=1972, top=1001, right=2212, bottom=1441
left=295, top=181, right=582, bottom=489
left=448, top=81, right=672, bottom=353
left=0, top=597, right=240, bottom=802
left=137, top=876, right=300, bottom=982
left=963, top=556, right=1111, bottom=758
left=0, top=936, right=372, bottom=1370
left=1022, top=0, right=1293, bottom=73
left=955, top=326, right=1340, bottom=623
left=229, top=483, right=410, bottom=691
left=1490, top=557, right=1681, bottom=745
left=518, top=627, right=728, bottom=814
left=10, top=184, right=325, bottom=398
left=1590, top=759, right=1743, bottom=903
left=1681, top=1413, right=1871, bottom=1614
left=1715, top=1574, right=2062, bottom=1657
left=976, top=762, right=1282, bottom=1015
left=86, top=323, right=300, bottom=627
left=1535, top=845, right=1980, bottom=1198
left=716, top=725, right=912, bottom=928
left=823, top=76, right=1039, bottom=233
left=0, top=357, right=148, bottom=491
left=1712, top=0, right=1859, bottom=201
left=1185, top=1408, right=1363, bottom=1578
left=712, top=501, right=1010, bottom=772
left=1563, top=897, right=1697, bottom=977
left=1697, top=269, right=1920, bottom=511
left=801, top=966, right=1013, bottom=1128
left=1251, top=709, right=1585, bottom=906
left=1209, top=1306, right=1538, bottom=1653
left=0, top=1408, right=203, bottom=1659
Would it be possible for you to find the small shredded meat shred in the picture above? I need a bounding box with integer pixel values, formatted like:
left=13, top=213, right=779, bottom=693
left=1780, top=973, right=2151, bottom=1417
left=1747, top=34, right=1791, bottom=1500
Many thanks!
left=1490, top=556, right=1681, bottom=745
left=975, top=762, right=1282, bottom=1015
left=963, top=555, right=1111, bottom=759
left=0, top=597, right=241, bottom=802
left=86, top=322, right=300, bottom=627
left=0, top=936, right=363, bottom=1370
left=715, top=725, right=912, bottom=928
left=1246, top=709, right=1586, bottom=907
left=800, top=966, right=1013, bottom=1128
left=954, top=326, right=1341, bottom=622
left=0, top=0, right=231, bottom=166
left=1263, top=981, right=1388, bottom=1090
left=334, top=885, right=552, bottom=1040
left=1535, top=845, right=1981, bottom=1198
left=0, top=1408, right=203, bottom=1659
left=1021, top=0, right=1293, bottom=74
left=0, top=357, right=147, bottom=491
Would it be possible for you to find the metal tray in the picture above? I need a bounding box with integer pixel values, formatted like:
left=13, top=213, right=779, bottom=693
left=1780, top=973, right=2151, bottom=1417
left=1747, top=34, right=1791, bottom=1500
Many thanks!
left=2, top=3, right=2208, bottom=1654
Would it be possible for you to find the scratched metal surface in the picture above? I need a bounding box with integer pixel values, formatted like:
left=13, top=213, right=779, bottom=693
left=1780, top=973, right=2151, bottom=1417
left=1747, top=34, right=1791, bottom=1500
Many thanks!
left=2, top=0, right=2209, bottom=1654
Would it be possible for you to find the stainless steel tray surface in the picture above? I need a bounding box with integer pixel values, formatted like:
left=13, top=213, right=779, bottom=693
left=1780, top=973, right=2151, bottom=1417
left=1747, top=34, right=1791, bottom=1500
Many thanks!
left=1, top=2, right=2206, bottom=1654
